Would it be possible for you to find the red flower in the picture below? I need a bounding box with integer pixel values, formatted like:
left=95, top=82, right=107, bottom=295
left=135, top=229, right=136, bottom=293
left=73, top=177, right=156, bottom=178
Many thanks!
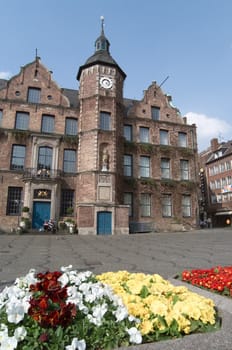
left=181, top=266, right=232, bottom=297
left=28, top=270, right=76, bottom=328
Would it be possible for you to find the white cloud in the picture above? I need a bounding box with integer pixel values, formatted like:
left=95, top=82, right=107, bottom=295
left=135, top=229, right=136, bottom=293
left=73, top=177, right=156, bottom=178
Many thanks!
left=0, top=71, right=11, bottom=79
left=186, top=112, right=232, bottom=152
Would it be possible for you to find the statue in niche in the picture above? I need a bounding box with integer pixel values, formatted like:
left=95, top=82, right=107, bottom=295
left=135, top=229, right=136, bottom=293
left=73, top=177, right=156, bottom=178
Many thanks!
left=101, top=149, right=109, bottom=171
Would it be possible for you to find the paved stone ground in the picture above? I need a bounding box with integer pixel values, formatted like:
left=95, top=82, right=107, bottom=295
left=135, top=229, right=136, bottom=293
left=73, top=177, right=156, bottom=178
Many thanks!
left=0, top=227, right=232, bottom=349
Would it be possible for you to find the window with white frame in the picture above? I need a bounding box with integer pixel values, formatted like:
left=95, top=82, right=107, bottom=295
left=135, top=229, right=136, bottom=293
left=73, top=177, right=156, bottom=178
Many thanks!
left=210, top=181, right=215, bottom=190
left=160, top=130, right=169, bottom=145
left=124, top=125, right=132, bottom=141
left=140, top=156, right=150, bottom=178
left=162, top=194, right=172, bottom=217
left=211, top=194, right=217, bottom=203
left=140, top=193, right=151, bottom=217
left=222, top=178, right=227, bottom=187
left=100, top=112, right=111, bottom=130
left=11, top=145, right=26, bottom=170
left=215, top=179, right=221, bottom=189
left=27, top=87, right=41, bottom=103
left=161, top=158, right=170, bottom=179
left=226, top=161, right=231, bottom=171
left=15, top=112, right=29, bottom=130
left=227, top=176, right=232, bottom=185
left=63, top=149, right=76, bottom=173
left=124, top=192, right=133, bottom=217
left=41, top=115, right=55, bottom=133
left=151, top=106, right=160, bottom=121
left=180, top=160, right=189, bottom=180
left=220, top=163, right=225, bottom=172
left=178, top=132, right=187, bottom=147
left=65, top=118, right=78, bottom=135
left=124, top=155, right=133, bottom=176
left=139, top=127, right=149, bottom=143
left=182, top=195, right=191, bottom=217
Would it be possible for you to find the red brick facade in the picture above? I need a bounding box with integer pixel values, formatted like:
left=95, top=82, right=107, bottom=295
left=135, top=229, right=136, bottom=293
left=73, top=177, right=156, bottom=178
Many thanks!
left=0, top=25, right=199, bottom=234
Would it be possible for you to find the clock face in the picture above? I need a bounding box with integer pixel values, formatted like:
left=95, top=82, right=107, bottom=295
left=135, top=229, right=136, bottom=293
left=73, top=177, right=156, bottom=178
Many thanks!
left=100, top=76, right=113, bottom=89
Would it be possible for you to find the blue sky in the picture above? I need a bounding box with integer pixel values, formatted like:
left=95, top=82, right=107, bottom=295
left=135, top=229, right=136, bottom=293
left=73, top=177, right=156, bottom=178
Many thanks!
left=1, top=0, right=232, bottom=151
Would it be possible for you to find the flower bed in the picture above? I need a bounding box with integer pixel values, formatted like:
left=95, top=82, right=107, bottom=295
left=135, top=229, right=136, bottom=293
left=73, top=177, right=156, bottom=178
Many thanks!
left=0, top=266, right=220, bottom=350
left=181, top=266, right=232, bottom=296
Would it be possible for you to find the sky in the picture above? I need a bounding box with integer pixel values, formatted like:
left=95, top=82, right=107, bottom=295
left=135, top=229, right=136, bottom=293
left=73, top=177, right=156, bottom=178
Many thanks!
left=0, top=0, right=232, bottom=151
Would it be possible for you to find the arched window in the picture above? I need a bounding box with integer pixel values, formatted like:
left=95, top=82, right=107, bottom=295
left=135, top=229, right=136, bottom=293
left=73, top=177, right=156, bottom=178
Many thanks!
left=38, top=146, right=53, bottom=170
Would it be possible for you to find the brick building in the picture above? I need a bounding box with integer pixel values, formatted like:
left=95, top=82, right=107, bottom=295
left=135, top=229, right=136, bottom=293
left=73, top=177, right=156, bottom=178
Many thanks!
left=199, top=138, right=232, bottom=227
left=0, top=21, right=199, bottom=234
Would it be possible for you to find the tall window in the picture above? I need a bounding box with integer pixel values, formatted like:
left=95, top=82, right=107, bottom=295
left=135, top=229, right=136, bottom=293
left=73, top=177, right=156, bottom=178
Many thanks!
left=162, top=194, right=172, bottom=217
left=182, top=195, right=191, bottom=217
left=180, top=160, right=189, bottom=180
left=178, top=132, right=187, bottom=147
left=38, top=146, right=53, bottom=170
left=41, top=115, right=55, bottom=133
left=124, top=155, right=133, bottom=176
left=160, top=130, right=169, bottom=145
left=124, top=192, right=133, bottom=217
left=140, top=156, right=150, bottom=177
left=100, top=112, right=111, bottom=130
left=27, top=87, right=41, bottom=103
left=161, top=158, right=170, bottom=179
left=65, top=118, right=78, bottom=135
left=124, top=125, right=132, bottom=141
left=151, top=106, right=160, bottom=120
left=60, top=189, right=74, bottom=216
left=11, top=145, right=26, bottom=170
left=0, top=110, right=2, bottom=126
left=15, top=112, right=29, bottom=130
left=139, top=127, right=149, bottom=143
left=63, top=149, right=76, bottom=173
left=140, top=194, right=151, bottom=217
left=6, top=187, right=22, bottom=215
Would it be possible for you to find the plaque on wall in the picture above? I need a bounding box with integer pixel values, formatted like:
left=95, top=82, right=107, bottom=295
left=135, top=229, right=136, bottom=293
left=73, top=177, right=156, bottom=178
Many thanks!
left=98, top=186, right=111, bottom=201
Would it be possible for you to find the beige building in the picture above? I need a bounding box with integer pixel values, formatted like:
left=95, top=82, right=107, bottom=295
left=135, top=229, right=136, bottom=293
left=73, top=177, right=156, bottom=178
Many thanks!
left=0, top=22, right=199, bottom=234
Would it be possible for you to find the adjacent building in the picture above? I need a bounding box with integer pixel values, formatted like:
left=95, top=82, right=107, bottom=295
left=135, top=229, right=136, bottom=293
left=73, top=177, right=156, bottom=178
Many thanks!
left=0, top=21, right=199, bottom=234
left=199, top=138, right=232, bottom=227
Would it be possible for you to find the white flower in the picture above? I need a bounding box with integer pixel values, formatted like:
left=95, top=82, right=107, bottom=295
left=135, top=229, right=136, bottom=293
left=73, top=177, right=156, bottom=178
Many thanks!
left=14, top=326, right=27, bottom=341
left=61, top=265, right=73, bottom=273
left=15, top=269, right=37, bottom=289
left=58, top=273, right=69, bottom=287
left=0, top=323, right=8, bottom=342
left=88, top=302, right=108, bottom=326
left=126, top=327, right=142, bottom=344
left=65, top=337, right=86, bottom=350
left=0, top=335, right=17, bottom=350
left=113, top=305, right=128, bottom=322
left=6, top=302, right=25, bottom=324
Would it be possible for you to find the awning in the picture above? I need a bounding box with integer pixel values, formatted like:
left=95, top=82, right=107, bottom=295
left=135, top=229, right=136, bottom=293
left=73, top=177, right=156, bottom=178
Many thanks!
left=215, top=211, right=232, bottom=216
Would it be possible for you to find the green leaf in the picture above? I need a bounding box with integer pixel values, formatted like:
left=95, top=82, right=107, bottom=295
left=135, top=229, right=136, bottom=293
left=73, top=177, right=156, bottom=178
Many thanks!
left=139, top=285, right=150, bottom=298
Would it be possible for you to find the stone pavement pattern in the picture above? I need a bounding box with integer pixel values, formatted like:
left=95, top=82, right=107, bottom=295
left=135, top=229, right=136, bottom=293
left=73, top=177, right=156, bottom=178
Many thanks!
left=1, top=228, right=232, bottom=349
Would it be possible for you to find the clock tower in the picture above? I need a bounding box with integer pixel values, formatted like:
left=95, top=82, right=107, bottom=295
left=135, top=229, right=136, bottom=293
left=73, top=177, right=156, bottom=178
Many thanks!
left=76, top=18, right=129, bottom=235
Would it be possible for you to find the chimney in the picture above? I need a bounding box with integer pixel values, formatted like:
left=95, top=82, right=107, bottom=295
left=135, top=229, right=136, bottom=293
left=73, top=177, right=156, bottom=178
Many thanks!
left=210, top=138, right=219, bottom=151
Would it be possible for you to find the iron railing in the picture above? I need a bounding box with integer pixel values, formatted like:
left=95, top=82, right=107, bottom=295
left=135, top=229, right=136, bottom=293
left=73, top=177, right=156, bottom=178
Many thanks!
left=22, top=168, right=64, bottom=180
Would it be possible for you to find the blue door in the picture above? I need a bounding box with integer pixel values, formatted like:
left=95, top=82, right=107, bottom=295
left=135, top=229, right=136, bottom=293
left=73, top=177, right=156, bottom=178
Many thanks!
left=97, top=211, right=112, bottom=235
left=32, top=202, right=51, bottom=229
